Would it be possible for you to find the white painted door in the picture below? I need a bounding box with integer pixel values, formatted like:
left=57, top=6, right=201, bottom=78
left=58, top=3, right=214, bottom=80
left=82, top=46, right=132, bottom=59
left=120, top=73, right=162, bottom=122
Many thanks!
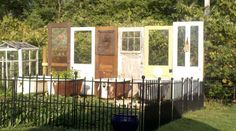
left=118, top=27, right=144, bottom=79
left=70, top=27, right=95, bottom=95
left=173, top=22, right=204, bottom=80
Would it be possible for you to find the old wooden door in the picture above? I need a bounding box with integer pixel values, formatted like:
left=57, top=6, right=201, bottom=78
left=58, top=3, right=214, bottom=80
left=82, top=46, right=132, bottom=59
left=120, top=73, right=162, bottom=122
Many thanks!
left=95, top=27, right=118, bottom=78
left=118, top=27, right=144, bottom=79
left=48, top=23, right=70, bottom=73
left=144, top=26, right=173, bottom=79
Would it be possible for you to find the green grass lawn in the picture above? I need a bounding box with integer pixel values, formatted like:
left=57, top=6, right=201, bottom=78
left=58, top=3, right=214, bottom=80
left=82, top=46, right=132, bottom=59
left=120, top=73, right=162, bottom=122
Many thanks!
left=158, top=101, right=236, bottom=131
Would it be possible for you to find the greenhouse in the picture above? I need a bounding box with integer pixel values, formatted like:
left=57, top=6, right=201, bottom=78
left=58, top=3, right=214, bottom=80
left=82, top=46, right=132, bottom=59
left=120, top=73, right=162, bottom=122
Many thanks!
left=0, top=41, right=39, bottom=79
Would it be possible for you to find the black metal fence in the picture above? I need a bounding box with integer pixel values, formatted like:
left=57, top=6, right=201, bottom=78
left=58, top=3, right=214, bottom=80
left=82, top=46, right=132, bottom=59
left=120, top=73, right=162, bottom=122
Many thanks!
left=0, top=74, right=204, bottom=131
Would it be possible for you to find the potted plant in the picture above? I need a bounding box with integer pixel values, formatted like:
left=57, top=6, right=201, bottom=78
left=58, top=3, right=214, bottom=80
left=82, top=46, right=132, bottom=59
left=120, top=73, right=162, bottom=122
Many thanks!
left=51, top=70, right=83, bottom=96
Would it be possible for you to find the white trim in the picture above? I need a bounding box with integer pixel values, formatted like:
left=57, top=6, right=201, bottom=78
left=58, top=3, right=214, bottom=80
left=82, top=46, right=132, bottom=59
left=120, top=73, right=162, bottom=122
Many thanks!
left=18, top=49, right=22, bottom=77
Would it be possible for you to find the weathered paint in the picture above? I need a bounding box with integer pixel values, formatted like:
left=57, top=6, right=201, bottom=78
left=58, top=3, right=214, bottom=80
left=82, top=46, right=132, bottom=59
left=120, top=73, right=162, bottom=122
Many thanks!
left=95, top=27, right=118, bottom=78
left=118, top=27, right=144, bottom=79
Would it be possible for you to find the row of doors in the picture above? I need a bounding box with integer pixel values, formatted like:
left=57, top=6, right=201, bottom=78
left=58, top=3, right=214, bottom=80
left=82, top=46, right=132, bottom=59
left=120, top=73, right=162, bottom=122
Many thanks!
left=70, top=22, right=203, bottom=81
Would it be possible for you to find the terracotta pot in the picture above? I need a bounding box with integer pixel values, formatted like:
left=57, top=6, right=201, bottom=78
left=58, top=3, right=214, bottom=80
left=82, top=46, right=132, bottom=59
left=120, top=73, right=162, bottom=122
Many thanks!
left=53, top=79, right=83, bottom=96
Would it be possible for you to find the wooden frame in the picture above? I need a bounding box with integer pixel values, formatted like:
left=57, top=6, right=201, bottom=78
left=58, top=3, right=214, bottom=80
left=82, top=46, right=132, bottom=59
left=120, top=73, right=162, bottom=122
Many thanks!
left=48, top=22, right=70, bottom=73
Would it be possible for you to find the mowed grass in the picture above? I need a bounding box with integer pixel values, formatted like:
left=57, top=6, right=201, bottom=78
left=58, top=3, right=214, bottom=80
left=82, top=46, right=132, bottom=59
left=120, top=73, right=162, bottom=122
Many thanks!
left=158, top=101, right=236, bottom=131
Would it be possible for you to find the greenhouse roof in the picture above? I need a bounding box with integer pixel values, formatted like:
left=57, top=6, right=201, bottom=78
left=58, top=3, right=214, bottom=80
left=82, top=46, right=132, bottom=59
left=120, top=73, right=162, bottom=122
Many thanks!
left=0, top=41, right=38, bottom=50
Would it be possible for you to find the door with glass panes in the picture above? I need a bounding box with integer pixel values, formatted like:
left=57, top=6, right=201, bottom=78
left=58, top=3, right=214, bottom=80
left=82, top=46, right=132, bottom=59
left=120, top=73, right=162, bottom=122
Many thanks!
left=144, top=26, right=173, bottom=79
left=173, top=22, right=204, bottom=80
left=118, top=27, right=144, bottom=79
left=70, top=27, right=95, bottom=94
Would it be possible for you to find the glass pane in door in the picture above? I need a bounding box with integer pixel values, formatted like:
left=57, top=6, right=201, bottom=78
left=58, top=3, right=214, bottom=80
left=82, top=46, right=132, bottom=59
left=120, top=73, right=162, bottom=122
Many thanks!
left=177, top=26, right=185, bottom=66
left=74, top=31, right=91, bottom=64
left=190, top=26, right=199, bottom=66
left=149, top=30, right=169, bottom=65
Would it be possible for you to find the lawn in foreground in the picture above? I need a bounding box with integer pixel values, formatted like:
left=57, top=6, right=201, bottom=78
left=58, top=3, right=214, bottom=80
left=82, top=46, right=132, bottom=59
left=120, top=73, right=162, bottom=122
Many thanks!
left=158, top=101, right=236, bottom=131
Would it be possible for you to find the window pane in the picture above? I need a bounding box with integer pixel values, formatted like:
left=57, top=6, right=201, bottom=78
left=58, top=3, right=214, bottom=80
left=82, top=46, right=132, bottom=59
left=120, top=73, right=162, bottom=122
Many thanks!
left=134, top=38, right=140, bottom=51
left=134, top=31, right=140, bottom=37
left=190, top=26, right=199, bottom=66
left=128, top=37, right=133, bottom=51
left=7, top=51, right=18, bottom=60
left=30, top=50, right=36, bottom=60
left=122, top=31, right=141, bottom=51
left=30, top=61, right=37, bottom=75
left=23, top=62, right=29, bottom=76
left=122, top=38, right=127, bottom=50
left=122, top=32, right=128, bottom=37
left=7, top=62, right=18, bottom=77
left=149, top=30, right=169, bottom=65
left=74, top=31, right=91, bottom=64
left=22, top=50, right=29, bottom=60
left=128, top=32, right=134, bottom=37
left=177, top=26, right=185, bottom=66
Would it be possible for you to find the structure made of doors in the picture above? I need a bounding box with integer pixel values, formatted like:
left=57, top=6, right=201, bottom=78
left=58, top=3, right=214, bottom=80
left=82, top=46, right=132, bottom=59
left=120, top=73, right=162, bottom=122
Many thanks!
left=47, top=21, right=204, bottom=81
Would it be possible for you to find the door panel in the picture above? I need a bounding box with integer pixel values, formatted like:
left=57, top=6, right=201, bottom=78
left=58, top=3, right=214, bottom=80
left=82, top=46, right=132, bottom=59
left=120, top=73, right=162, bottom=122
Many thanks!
left=95, top=27, right=118, bottom=78
left=144, top=26, right=173, bottom=79
left=70, top=27, right=95, bottom=95
left=118, top=27, right=144, bottom=79
left=70, top=27, right=95, bottom=78
left=48, top=23, right=70, bottom=73
left=173, top=22, right=204, bottom=80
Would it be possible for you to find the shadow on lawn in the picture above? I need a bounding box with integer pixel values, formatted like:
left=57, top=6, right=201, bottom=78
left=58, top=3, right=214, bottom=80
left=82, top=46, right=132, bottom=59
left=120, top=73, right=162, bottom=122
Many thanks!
left=157, top=118, right=218, bottom=131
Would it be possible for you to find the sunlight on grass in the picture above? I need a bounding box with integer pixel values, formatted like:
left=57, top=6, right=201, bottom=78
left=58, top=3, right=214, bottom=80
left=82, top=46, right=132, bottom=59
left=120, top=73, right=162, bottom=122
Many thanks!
left=158, top=101, right=236, bottom=131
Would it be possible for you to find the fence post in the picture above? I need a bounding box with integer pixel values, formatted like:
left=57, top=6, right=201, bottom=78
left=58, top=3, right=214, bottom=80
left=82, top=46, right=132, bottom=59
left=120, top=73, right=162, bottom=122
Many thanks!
left=181, top=78, right=184, bottom=115
left=11, top=73, right=17, bottom=126
left=171, top=78, right=174, bottom=121
left=141, top=75, right=145, bottom=131
left=158, top=77, right=161, bottom=128
left=72, top=71, right=78, bottom=128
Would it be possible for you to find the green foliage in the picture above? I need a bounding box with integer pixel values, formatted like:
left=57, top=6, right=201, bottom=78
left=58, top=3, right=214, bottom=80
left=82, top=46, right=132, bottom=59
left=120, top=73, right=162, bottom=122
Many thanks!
left=0, top=16, right=47, bottom=47
left=149, top=30, right=169, bottom=65
left=204, top=0, right=236, bottom=101
left=51, top=69, right=78, bottom=79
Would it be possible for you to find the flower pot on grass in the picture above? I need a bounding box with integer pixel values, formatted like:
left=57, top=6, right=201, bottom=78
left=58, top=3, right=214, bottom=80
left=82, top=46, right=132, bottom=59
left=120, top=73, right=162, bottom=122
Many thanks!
left=112, top=114, right=139, bottom=131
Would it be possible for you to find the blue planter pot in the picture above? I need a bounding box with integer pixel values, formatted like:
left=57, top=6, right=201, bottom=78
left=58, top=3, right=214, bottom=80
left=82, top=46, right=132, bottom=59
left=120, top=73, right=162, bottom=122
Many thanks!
left=112, top=114, right=139, bottom=131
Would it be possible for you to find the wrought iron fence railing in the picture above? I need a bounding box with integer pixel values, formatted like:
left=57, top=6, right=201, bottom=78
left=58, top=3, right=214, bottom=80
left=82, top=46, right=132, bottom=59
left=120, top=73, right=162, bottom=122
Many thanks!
left=0, top=73, right=204, bottom=131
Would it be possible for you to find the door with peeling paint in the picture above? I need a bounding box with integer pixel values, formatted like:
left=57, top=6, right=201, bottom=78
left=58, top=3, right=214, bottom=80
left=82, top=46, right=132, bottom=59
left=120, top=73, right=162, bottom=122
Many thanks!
left=144, top=26, right=173, bottom=79
left=95, top=27, right=118, bottom=78
left=118, top=27, right=144, bottom=79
